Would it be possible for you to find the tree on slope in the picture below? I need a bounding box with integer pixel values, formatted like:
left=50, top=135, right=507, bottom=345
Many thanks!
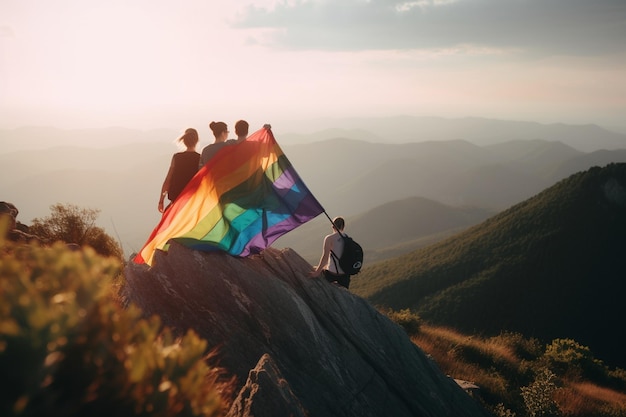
left=30, top=203, right=123, bottom=260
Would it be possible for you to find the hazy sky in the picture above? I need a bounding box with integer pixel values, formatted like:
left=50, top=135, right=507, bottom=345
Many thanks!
left=1, top=0, right=625, bottom=132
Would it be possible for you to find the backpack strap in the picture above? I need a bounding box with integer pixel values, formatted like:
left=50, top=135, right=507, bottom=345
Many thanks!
left=322, top=211, right=347, bottom=274
left=330, top=233, right=347, bottom=274
left=330, top=250, right=339, bottom=273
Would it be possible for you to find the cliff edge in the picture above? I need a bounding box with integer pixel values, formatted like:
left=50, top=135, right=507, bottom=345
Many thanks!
left=124, top=243, right=489, bottom=417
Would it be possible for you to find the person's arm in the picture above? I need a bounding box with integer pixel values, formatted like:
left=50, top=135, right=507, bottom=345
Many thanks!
left=310, top=235, right=332, bottom=277
left=158, top=156, right=175, bottom=213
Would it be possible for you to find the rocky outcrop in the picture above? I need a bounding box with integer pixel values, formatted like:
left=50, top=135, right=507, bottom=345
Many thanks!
left=227, top=354, right=307, bottom=417
left=124, top=243, right=490, bottom=417
left=0, top=201, right=40, bottom=242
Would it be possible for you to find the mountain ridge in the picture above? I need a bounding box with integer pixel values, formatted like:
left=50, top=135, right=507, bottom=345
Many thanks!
left=275, top=196, right=496, bottom=263
left=3, top=116, right=626, bottom=151
left=3, top=126, right=626, bottom=258
left=353, top=163, right=626, bottom=368
left=280, top=116, right=626, bottom=151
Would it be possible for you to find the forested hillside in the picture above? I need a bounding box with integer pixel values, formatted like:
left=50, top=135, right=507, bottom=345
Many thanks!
left=353, top=163, right=626, bottom=368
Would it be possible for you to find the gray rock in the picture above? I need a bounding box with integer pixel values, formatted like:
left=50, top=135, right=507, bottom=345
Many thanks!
left=227, top=353, right=307, bottom=417
left=124, top=243, right=490, bottom=417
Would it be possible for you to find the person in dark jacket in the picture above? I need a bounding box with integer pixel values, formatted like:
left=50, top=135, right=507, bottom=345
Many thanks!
left=158, top=128, right=200, bottom=213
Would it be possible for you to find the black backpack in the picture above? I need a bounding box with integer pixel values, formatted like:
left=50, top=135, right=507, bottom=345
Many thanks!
left=331, top=233, right=364, bottom=275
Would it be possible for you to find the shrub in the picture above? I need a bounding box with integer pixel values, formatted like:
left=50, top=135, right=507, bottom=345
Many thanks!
left=492, top=402, right=516, bottom=417
left=380, top=307, right=422, bottom=336
left=607, top=368, right=626, bottom=390
left=29, top=203, right=123, bottom=260
left=521, top=368, right=560, bottom=417
left=543, top=338, right=607, bottom=382
left=0, top=233, right=229, bottom=417
left=489, top=331, right=544, bottom=362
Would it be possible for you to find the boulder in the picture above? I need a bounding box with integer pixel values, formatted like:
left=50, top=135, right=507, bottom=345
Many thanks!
left=124, top=243, right=490, bottom=417
left=0, top=201, right=40, bottom=242
left=226, top=353, right=307, bottom=417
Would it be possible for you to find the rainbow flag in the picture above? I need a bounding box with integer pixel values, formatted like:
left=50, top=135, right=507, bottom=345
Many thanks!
left=134, top=127, right=324, bottom=265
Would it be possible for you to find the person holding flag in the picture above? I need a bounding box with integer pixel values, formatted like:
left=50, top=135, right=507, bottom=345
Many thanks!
left=135, top=124, right=325, bottom=266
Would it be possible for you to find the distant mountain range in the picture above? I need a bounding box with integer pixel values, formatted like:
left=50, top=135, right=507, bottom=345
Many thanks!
left=275, top=196, right=496, bottom=264
left=284, top=138, right=626, bottom=216
left=0, top=126, right=176, bottom=152
left=3, top=116, right=626, bottom=151
left=1, top=118, right=626, bottom=258
left=352, top=163, right=626, bottom=368
left=279, top=116, right=626, bottom=151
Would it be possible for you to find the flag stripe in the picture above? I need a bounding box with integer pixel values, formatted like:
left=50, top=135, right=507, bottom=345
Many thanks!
left=175, top=157, right=312, bottom=253
left=242, top=192, right=323, bottom=256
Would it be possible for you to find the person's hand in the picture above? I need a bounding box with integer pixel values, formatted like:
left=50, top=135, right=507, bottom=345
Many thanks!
left=263, top=123, right=272, bottom=130
left=158, top=199, right=165, bottom=213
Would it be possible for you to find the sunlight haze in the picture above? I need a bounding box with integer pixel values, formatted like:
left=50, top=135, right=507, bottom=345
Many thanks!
left=1, top=0, right=625, bottom=134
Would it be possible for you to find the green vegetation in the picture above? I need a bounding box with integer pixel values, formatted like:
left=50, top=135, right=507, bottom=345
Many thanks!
left=521, top=369, right=559, bottom=417
left=352, top=163, right=626, bottom=368
left=382, top=309, right=626, bottom=417
left=380, top=307, right=421, bottom=335
left=0, top=224, right=231, bottom=417
left=30, top=203, right=123, bottom=260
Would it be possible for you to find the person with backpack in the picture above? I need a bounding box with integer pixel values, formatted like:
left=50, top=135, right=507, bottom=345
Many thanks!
left=310, top=216, right=352, bottom=289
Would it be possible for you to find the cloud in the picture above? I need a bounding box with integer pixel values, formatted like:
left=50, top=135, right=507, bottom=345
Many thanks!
left=234, top=0, right=626, bottom=56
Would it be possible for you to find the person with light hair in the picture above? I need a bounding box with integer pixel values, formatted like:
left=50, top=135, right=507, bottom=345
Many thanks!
left=158, top=128, right=200, bottom=213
